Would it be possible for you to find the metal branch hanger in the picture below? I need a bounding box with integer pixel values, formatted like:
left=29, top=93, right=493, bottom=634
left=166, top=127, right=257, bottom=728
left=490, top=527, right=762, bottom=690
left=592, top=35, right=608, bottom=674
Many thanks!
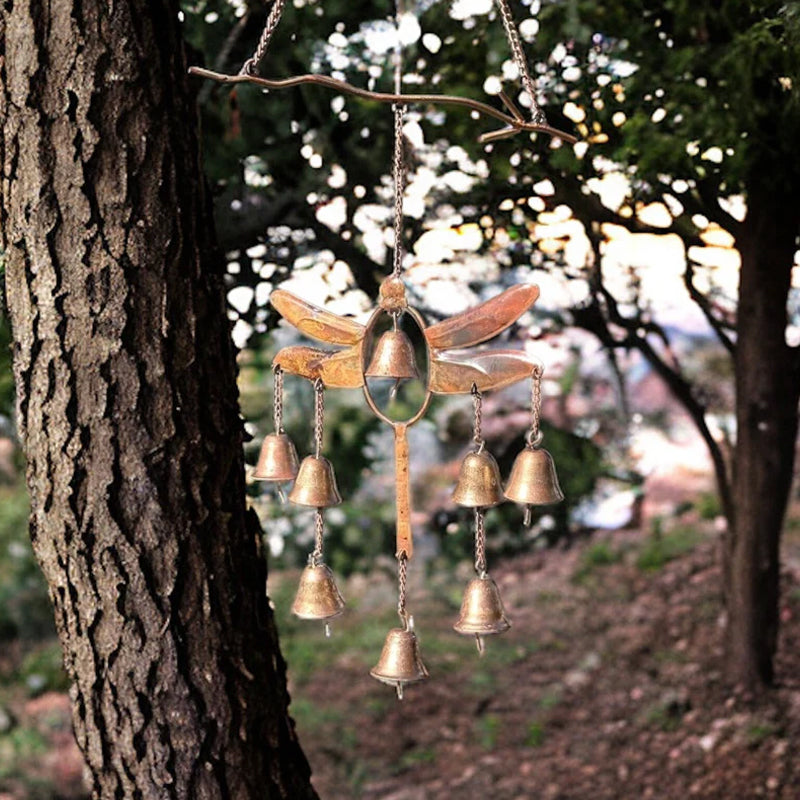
left=189, top=0, right=577, bottom=145
left=200, top=0, right=567, bottom=701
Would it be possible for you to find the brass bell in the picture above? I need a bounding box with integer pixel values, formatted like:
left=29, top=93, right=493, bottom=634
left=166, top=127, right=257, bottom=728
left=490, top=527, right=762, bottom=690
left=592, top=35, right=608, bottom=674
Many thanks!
left=452, top=451, right=506, bottom=508
left=288, top=455, right=342, bottom=507
left=365, top=329, right=419, bottom=380
left=291, top=563, right=345, bottom=624
left=454, top=574, right=510, bottom=653
left=370, top=621, right=429, bottom=699
left=253, top=432, right=300, bottom=482
left=505, top=447, right=564, bottom=506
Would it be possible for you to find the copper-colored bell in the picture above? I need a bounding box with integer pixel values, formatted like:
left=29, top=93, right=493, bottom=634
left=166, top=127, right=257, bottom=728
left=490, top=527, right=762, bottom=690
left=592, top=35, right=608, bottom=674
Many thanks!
left=452, top=451, right=506, bottom=508
left=454, top=575, right=511, bottom=636
left=365, top=329, right=419, bottom=380
left=253, top=432, right=300, bottom=482
left=370, top=623, right=429, bottom=699
left=291, top=563, right=345, bottom=622
left=288, top=456, right=342, bottom=507
left=505, top=447, right=564, bottom=506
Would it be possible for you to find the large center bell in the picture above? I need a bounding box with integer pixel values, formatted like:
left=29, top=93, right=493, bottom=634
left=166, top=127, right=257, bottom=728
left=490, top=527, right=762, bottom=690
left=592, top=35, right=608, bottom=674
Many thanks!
left=365, top=325, right=419, bottom=381
left=452, top=450, right=506, bottom=508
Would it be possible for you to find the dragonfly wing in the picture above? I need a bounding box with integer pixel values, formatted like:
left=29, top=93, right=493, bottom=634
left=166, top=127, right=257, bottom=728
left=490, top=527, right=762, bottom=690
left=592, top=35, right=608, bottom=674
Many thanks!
left=429, top=350, right=537, bottom=394
left=273, top=346, right=328, bottom=381
left=317, top=345, right=364, bottom=388
left=424, top=284, right=539, bottom=350
left=271, top=289, right=365, bottom=345
left=273, top=345, right=364, bottom=388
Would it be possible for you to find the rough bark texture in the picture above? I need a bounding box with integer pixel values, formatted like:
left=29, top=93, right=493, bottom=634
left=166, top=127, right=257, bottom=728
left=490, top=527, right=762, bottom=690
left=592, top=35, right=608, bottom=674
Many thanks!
left=726, top=179, right=800, bottom=690
left=0, top=1, right=317, bottom=797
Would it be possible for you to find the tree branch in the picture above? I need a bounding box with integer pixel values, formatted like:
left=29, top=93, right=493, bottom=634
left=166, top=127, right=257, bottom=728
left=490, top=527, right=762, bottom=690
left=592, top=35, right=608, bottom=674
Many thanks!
left=576, top=234, right=734, bottom=524
left=684, top=259, right=736, bottom=355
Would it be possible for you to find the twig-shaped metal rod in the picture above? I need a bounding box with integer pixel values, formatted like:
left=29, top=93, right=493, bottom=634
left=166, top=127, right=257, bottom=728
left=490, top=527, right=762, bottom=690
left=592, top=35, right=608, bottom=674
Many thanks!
left=187, top=66, right=578, bottom=144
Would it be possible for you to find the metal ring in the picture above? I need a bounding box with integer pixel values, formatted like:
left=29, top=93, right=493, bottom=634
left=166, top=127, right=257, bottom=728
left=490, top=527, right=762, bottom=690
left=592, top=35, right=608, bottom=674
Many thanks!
left=526, top=429, right=544, bottom=448
left=361, top=306, right=432, bottom=428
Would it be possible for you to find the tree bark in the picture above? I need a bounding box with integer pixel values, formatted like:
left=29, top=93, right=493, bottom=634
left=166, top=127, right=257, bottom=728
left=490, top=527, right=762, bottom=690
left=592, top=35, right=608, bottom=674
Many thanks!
left=0, top=1, right=317, bottom=797
left=726, top=181, right=800, bottom=690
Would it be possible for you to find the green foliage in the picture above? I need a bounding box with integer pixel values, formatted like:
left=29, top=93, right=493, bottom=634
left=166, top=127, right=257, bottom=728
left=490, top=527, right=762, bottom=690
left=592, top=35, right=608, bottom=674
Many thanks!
left=746, top=720, right=781, bottom=748
left=0, top=486, right=53, bottom=643
left=643, top=701, right=684, bottom=732
left=475, top=713, right=501, bottom=750
left=524, top=720, right=546, bottom=748
left=0, top=726, right=48, bottom=777
left=13, top=643, right=70, bottom=697
left=696, top=491, right=722, bottom=520
left=573, top=540, right=624, bottom=583
left=636, top=526, right=701, bottom=571
left=0, top=315, right=15, bottom=427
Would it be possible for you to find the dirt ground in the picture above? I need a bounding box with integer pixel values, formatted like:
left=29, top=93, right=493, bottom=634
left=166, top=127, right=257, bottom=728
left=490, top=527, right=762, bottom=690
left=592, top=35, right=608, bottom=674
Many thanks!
left=2, top=513, right=799, bottom=799
left=289, top=519, right=800, bottom=800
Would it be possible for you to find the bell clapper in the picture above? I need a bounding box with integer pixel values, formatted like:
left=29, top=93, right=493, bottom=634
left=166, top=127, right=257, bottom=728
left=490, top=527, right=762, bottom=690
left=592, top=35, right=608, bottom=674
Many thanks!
left=324, top=621, right=332, bottom=638
left=475, top=634, right=485, bottom=655
left=524, top=504, right=532, bottom=527
left=277, top=484, right=287, bottom=504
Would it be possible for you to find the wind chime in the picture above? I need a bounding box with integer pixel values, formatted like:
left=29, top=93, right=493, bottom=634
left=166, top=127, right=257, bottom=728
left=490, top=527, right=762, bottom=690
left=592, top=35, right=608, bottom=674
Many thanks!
left=192, top=0, right=573, bottom=700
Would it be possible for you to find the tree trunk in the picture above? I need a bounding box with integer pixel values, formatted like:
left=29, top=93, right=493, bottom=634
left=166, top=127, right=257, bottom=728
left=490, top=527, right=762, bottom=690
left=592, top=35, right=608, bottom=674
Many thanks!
left=0, top=2, right=317, bottom=797
left=726, top=181, right=800, bottom=691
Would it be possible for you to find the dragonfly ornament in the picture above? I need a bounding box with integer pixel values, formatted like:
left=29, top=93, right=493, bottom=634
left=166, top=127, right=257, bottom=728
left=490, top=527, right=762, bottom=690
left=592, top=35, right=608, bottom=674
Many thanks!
left=195, top=0, right=569, bottom=699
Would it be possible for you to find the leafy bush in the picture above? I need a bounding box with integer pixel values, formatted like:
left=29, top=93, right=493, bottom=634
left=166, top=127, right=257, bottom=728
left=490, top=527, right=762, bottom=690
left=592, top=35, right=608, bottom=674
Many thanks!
left=0, top=485, right=54, bottom=642
left=636, top=527, right=701, bottom=572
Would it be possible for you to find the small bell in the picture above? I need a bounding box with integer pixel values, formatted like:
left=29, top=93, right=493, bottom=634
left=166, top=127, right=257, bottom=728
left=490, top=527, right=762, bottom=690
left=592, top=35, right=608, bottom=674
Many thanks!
left=365, top=329, right=419, bottom=380
left=454, top=574, right=510, bottom=654
left=253, top=432, right=300, bottom=482
left=505, top=447, right=564, bottom=507
left=370, top=619, right=429, bottom=700
left=452, top=451, right=506, bottom=508
left=291, top=563, right=345, bottom=623
left=288, top=455, right=343, bottom=507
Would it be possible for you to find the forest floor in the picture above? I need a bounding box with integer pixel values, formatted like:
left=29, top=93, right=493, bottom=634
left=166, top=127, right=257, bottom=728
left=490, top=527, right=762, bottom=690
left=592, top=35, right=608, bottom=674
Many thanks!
left=283, top=508, right=800, bottom=800
left=1, top=505, right=800, bottom=799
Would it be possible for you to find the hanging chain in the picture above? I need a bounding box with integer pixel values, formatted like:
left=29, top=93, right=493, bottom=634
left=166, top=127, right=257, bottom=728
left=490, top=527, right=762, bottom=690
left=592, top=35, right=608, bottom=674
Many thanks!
left=313, top=378, right=324, bottom=458
left=311, top=508, right=325, bottom=566
left=494, top=0, right=547, bottom=125
left=392, top=103, right=407, bottom=279
left=474, top=508, right=487, bottom=576
left=527, top=365, right=544, bottom=448
left=241, top=0, right=287, bottom=75
left=471, top=384, right=485, bottom=452
left=397, top=553, right=408, bottom=625
left=273, top=364, right=284, bottom=433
